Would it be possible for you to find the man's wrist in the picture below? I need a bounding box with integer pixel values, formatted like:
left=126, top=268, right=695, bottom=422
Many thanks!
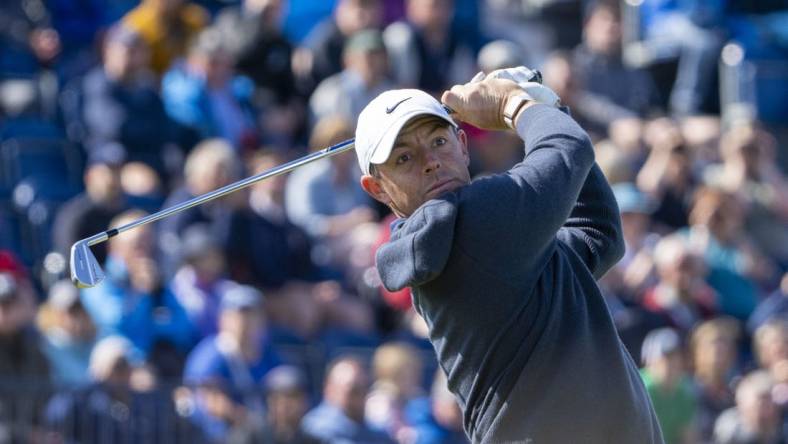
left=502, top=92, right=532, bottom=129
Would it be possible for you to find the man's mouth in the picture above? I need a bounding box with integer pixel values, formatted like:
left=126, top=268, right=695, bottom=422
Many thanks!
left=426, top=179, right=459, bottom=197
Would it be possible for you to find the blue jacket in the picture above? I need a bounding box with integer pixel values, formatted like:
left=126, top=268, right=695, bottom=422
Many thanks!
left=81, top=257, right=197, bottom=357
left=161, top=62, right=256, bottom=146
left=301, top=402, right=394, bottom=444
left=376, top=105, right=663, bottom=443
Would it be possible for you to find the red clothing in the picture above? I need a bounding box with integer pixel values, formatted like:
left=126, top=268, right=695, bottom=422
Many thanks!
left=642, top=284, right=718, bottom=332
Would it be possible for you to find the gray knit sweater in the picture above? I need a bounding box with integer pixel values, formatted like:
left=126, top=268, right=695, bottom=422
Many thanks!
left=377, top=104, right=664, bottom=443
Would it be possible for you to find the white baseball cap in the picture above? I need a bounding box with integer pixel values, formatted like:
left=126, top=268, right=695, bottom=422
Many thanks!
left=355, top=89, right=457, bottom=175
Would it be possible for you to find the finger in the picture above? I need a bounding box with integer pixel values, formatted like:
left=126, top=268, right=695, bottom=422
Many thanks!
left=440, top=88, right=462, bottom=115
left=470, top=71, right=486, bottom=83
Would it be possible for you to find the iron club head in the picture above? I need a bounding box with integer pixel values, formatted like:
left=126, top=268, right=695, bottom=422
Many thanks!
left=70, top=239, right=105, bottom=288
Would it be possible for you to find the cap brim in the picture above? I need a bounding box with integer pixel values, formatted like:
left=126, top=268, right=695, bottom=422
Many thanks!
left=368, top=110, right=457, bottom=167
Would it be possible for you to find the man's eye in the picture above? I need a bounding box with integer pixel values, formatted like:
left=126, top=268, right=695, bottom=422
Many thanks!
left=396, top=153, right=411, bottom=165
left=434, top=137, right=447, bottom=146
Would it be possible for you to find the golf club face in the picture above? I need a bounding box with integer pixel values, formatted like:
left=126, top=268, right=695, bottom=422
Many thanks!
left=70, top=240, right=105, bottom=288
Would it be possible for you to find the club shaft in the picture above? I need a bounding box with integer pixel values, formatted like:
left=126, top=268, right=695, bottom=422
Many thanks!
left=86, top=138, right=356, bottom=247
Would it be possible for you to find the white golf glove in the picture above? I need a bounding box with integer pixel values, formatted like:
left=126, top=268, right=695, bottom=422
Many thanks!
left=471, top=66, right=561, bottom=108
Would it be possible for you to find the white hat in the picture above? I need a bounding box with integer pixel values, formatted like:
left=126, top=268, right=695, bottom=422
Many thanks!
left=355, top=89, right=456, bottom=176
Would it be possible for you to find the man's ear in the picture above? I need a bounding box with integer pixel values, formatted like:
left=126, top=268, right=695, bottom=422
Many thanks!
left=360, top=174, right=390, bottom=205
left=457, top=128, right=470, bottom=166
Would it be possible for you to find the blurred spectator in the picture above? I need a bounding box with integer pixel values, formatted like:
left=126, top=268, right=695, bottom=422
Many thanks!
left=0, top=252, right=37, bottom=324
left=684, top=187, right=763, bottom=320
left=605, top=182, right=659, bottom=299
left=227, top=150, right=321, bottom=290
left=52, top=144, right=128, bottom=265
left=285, top=116, right=377, bottom=272
left=705, top=123, right=788, bottom=266
left=48, top=0, right=104, bottom=80
left=404, top=369, right=467, bottom=444
left=0, top=272, right=50, bottom=443
left=294, top=0, right=384, bottom=93
left=37, top=280, right=96, bottom=388
left=384, top=0, right=476, bottom=94
left=754, top=320, right=788, bottom=378
left=750, top=273, right=788, bottom=334
left=170, top=224, right=238, bottom=338
left=214, top=0, right=295, bottom=105
left=476, top=40, right=525, bottom=74
left=159, top=139, right=242, bottom=274
left=642, top=235, right=718, bottom=333
left=123, top=0, right=209, bottom=76
left=215, top=0, right=303, bottom=145
left=690, top=317, right=742, bottom=442
left=640, top=327, right=698, bottom=444
left=120, top=161, right=168, bottom=211
left=366, top=342, right=424, bottom=438
left=573, top=0, right=661, bottom=117
left=301, top=355, right=394, bottom=443
left=571, top=0, right=660, bottom=152
left=81, top=210, right=196, bottom=373
left=714, top=370, right=787, bottom=443
left=0, top=1, right=60, bottom=78
left=227, top=150, right=375, bottom=340
left=637, top=118, right=695, bottom=231
left=161, top=28, right=259, bottom=150
left=310, top=29, right=395, bottom=124
left=229, top=365, right=320, bottom=444
left=60, top=24, right=182, bottom=178
left=183, top=285, right=280, bottom=440
left=632, top=0, right=727, bottom=115
left=543, top=49, right=645, bottom=146
left=45, top=336, right=200, bottom=443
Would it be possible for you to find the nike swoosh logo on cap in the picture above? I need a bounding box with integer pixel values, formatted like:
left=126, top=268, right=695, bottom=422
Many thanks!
left=386, top=97, right=412, bottom=114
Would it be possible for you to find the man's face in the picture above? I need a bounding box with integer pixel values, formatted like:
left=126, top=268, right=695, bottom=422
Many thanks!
left=584, top=6, right=621, bottom=55
left=361, top=116, right=470, bottom=217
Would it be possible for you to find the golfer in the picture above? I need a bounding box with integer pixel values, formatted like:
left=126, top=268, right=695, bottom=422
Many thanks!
left=355, top=67, right=663, bottom=443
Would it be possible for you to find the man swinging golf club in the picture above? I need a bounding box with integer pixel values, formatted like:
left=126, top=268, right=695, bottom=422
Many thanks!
left=356, top=67, right=664, bottom=443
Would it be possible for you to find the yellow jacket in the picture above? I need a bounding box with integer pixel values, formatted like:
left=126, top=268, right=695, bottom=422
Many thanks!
left=123, top=1, right=208, bottom=76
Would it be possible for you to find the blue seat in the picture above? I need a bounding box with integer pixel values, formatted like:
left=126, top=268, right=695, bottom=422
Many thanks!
left=0, top=117, right=63, bottom=141
left=0, top=203, right=23, bottom=258
left=1, top=137, right=83, bottom=196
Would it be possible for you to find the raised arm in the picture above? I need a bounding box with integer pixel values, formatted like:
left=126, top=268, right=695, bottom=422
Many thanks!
left=557, top=164, right=625, bottom=279
left=442, top=79, right=596, bottom=273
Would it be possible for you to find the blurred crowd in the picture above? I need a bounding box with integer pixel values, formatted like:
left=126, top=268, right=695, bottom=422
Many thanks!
left=0, top=0, right=787, bottom=443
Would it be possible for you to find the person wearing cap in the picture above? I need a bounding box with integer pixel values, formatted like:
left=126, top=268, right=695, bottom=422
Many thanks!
left=599, top=182, right=660, bottom=298
left=355, top=66, right=662, bottom=442
left=37, top=279, right=96, bottom=387
left=183, top=284, right=281, bottom=440
left=309, top=29, right=395, bottom=125
left=640, top=327, right=699, bottom=444
left=228, top=365, right=321, bottom=444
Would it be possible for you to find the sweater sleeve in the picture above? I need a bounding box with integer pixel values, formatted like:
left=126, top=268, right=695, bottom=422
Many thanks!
left=556, top=164, right=625, bottom=279
left=456, top=104, right=596, bottom=278
left=508, top=104, right=596, bottom=258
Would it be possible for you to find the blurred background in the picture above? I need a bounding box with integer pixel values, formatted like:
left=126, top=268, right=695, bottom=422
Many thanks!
left=0, top=0, right=786, bottom=442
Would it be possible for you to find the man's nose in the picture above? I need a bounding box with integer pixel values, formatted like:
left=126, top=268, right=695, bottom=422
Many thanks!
left=423, top=152, right=441, bottom=174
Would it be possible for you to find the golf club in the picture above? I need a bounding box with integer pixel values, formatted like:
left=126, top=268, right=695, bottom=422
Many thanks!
left=70, top=137, right=356, bottom=288
left=68, top=71, right=545, bottom=289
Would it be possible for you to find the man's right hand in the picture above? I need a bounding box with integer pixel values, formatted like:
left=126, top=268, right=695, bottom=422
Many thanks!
left=441, top=78, right=526, bottom=131
left=441, top=66, right=561, bottom=131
